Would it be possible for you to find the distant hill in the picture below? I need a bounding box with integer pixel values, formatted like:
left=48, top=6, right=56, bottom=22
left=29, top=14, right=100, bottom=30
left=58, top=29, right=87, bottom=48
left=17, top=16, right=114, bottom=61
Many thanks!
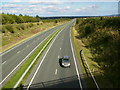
left=40, top=14, right=120, bottom=19
left=107, top=14, right=120, bottom=16
left=105, top=14, right=120, bottom=16
left=40, top=16, right=99, bottom=19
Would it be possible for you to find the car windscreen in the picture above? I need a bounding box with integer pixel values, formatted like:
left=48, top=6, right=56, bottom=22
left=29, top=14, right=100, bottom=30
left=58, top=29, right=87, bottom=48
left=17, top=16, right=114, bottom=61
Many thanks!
left=62, top=59, right=69, bottom=63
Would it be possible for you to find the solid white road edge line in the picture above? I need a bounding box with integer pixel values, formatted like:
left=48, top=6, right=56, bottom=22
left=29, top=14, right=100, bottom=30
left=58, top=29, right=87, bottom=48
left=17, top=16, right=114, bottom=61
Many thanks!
left=0, top=31, right=53, bottom=86
left=69, top=27, right=83, bottom=89
left=58, top=55, right=60, bottom=59
left=27, top=29, right=63, bottom=90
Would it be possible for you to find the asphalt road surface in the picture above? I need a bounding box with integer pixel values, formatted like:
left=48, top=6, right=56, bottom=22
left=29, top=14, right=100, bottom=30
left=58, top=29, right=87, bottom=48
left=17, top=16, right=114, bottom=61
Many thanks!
left=0, top=22, right=68, bottom=86
left=24, top=19, right=84, bottom=89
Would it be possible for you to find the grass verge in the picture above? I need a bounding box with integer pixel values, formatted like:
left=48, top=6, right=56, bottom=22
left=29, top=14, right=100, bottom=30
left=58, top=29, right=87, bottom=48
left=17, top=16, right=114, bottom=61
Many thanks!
left=2, top=26, right=64, bottom=89
left=1, top=21, right=66, bottom=53
left=72, top=26, right=103, bottom=88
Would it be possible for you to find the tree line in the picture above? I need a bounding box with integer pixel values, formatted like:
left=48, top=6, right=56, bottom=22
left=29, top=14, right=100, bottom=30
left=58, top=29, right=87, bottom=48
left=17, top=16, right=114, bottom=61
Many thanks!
left=1, top=13, right=40, bottom=24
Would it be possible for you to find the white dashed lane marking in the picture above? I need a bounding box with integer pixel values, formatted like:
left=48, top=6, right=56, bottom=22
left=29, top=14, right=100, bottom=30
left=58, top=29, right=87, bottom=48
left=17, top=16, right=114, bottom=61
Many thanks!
left=2, top=61, right=6, bottom=65
left=17, top=51, right=21, bottom=54
left=58, top=55, right=60, bottom=59
left=55, top=69, right=57, bottom=75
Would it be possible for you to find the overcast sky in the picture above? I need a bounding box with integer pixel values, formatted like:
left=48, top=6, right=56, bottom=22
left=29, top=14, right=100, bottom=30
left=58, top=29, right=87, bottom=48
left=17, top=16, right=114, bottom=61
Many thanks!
left=1, top=0, right=119, bottom=17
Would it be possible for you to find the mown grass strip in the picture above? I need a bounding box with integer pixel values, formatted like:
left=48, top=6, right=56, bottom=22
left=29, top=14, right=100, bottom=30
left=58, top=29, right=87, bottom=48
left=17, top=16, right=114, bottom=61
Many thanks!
left=2, top=26, right=65, bottom=89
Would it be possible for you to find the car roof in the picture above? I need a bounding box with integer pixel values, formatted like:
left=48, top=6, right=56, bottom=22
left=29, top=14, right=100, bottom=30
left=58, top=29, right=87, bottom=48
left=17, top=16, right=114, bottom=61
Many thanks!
left=63, top=56, right=69, bottom=59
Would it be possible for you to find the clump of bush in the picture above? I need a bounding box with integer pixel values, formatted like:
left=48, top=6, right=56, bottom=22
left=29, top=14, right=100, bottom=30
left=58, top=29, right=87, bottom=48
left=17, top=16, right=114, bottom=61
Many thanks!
left=15, top=25, right=21, bottom=30
left=1, top=26, right=5, bottom=33
left=19, top=24, right=25, bottom=30
left=29, top=23, right=34, bottom=27
left=77, top=22, right=95, bottom=38
left=37, top=22, right=39, bottom=25
left=55, top=20, right=58, bottom=23
left=2, top=29, right=5, bottom=33
left=0, top=29, right=5, bottom=33
left=5, top=25, right=14, bottom=33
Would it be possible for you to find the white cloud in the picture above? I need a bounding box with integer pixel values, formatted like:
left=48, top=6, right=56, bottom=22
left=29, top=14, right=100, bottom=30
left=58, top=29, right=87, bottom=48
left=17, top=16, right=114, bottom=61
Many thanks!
left=74, top=4, right=101, bottom=16
left=87, top=5, right=99, bottom=9
left=29, top=0, right=63, bottom=4
left=3, top=0, right=119, bottom=2
left=13, top=0, right=22, bottom=2
left=2, top=4, right=22, bottom=8
left=42, top=5, right=55, bottom=9
left=28, top=5, right=37, bottom=8
left=2, top=2, right=100, bottom=16
left=65, top=6, right=71, bottom=9
left=75, top=5, right=99, bottom=12
left=65, top=0, right=119, bottom=2
left=2, top=1, right=116, bottom=16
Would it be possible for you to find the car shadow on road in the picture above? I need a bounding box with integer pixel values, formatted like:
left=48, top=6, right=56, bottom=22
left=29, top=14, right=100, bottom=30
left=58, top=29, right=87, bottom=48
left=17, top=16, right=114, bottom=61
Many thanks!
left=59, top=58, right=63, bottom=67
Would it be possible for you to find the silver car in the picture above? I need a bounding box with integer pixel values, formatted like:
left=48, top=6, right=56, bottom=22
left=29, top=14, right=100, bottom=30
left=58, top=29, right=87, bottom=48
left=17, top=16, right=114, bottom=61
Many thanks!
left=60, top=56, right=70, bottom=68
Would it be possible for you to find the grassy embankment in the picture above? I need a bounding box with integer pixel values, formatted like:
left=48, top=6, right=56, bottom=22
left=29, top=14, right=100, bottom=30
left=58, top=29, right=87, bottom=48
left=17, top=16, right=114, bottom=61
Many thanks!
left=2, top=25, right=65, bottom=89
left=0, top=19, right=69, bottom=53
left=73, top=17, right=120, bottom=88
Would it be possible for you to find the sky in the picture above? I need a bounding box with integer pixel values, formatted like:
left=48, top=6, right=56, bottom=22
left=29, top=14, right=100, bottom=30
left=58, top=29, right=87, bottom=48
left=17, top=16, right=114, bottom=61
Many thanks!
left=1, top=0, right=119, bottom=17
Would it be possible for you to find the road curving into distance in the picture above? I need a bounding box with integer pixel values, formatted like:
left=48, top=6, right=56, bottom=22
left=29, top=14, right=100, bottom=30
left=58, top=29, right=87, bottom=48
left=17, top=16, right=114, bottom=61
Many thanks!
left=1, top=19, right=85, bottom=89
